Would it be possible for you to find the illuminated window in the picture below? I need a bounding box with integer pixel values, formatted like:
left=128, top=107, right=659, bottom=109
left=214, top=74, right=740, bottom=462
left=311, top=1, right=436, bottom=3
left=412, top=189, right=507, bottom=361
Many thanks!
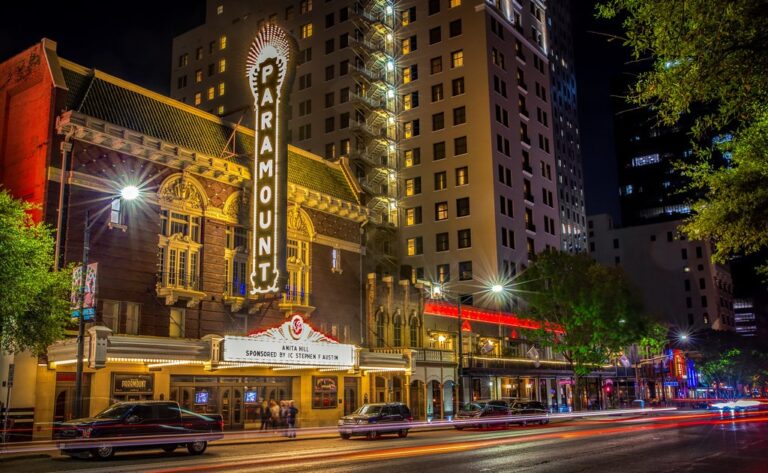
left=406, top=237, right=423, bottom=256
left=284, top=207, right=313, bottom=307
left=217, top=105, right=224, bottom=115
left=301, top=23, right=313, bottom=39
left=405, top=177, right=421, bottom=196
left=455, top=166, right=469, bottom=186
left=218, top=58, right=226, bottom=73
left=218, top=82, right=225, bottom=96
left=450, top=0, right=461, bottom=8
left=158, top=176, right=204, bottom=293
left=402, top=6, right=416, bottom=26
left=219, top=35, right=227, bottom=50
left=404, top=148, right=420, bottom=167
left=404, top=119, right=419, bottom=138
left=216, top=4, right=223, bottom=15
left=435, top=202, right=448, bottom=221
left=169, top=308, right=185, bottom=338
left=459, top=261, right=473, bottom=280
left=437, top=264, right=450, bottom=282
left=451, top=50, right=464, bottom=68
left=195, top=69, right=203, bottom=83
left=194, top=92, right=202, bottom=105
left=207, top=87, right=215, bottom=100
left=406, top=207, right=422, bottom=225
left=331, top=248, right=342, bottom=273
left=109, top=199, right=122, bottom=226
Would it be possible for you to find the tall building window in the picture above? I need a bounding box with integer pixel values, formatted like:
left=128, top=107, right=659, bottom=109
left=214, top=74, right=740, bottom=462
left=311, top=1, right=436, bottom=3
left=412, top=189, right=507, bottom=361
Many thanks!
left=435, top=202, right=448, bottom=221
left=429, top=0, right=440, bottom=15
left=195, top=69, right=203, bottom=83
left=405, top=177, right=421, bottom=196
left=376, top=312, right=385, bottom=347
left=404, top=148, right=421, bottom=167
left=194, top=92, right=202, bottom=105
left=431, top=84, right=444, bottom=102
left=434, top=171, right=447, bottom=191
left=453, top=106, right=466, bottom=125
left=393, top=316, right=402, bottom=347
left=409, top=316, right=419, bottom=346
left=301, top=23, right=313, bottom=38
left=431, top=56, right=443, bottom=74
left=459, top=261, right=473, bottom=280
left=452, top=77, right=465, bottom=96
left=455, top=166, right=469, bottom=186
left=450, top=0, right=462, bottom=6
left=436, top=232, right=449, bottom=251
left=218, top=82, right=225, bottom=96
left=450, top=50, right=464, bottom=68
left=125, top=302, right=140, bottom=335
left=109, top=199, right=122, bottom=226
left=300, top=0, right=312, bottom=14
left=406, top=207, right=422, bottom=225
left=207, top=87, right=215, bottom=100
left=102, top=300, right=120, bottom=332
left=218, top=58, right=226, bottom=73
left=456, top=197, right=470, bottom=217
left=407, top=237, right=423, bottom=256
left=458, top=229, right=471, bottom=248
left=219, top=35, right=227, bottom=50
left=433, top=141, right=446, bottom=160
left=437, top=264, right=450, bottom=282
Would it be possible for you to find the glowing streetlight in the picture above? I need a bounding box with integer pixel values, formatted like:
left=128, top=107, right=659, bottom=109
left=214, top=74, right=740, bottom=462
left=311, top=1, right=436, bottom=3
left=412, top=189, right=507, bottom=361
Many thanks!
left=120, top=185, right=140, bottom=201
left=491, top=284, right=504, bottom=293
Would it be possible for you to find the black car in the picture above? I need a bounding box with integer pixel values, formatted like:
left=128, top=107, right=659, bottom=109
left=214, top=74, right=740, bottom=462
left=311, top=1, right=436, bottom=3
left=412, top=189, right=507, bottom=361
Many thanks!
left=54, top=401, right=223, bottom=460
left=454, top=401, right=511, bottom=429
left=337, top=403, right=412, bottom=439
left=509, top=400, right=550, bottom=425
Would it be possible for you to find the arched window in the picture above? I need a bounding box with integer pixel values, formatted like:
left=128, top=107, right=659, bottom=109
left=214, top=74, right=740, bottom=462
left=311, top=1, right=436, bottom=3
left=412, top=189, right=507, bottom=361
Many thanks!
left=284, top=205, right=314, bottom=307
left=376, top=311, right=386, bottom=348
left=223, top=192, right=248, bottom=297
left=409, top=315, right=420, bottom=347
left=157, top=174, right=206, bottom=291
left=393, top=312, right=403, bottom=347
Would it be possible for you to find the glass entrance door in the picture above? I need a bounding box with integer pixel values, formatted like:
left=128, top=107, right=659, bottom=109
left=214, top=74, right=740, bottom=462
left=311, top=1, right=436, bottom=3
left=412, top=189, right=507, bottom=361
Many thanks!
left=220, top=386, right=244, bottom=430
left=343, top=377, right=359, bottom=415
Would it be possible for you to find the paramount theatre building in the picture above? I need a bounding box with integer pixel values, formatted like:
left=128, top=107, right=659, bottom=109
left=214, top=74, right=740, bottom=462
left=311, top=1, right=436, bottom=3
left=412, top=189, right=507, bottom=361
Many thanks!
left=0, top=37, right=418, bottom=437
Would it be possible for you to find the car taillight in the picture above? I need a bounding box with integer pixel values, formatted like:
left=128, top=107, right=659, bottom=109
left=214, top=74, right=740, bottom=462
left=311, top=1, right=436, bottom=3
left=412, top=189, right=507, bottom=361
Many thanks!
left=407, top=416, right=413, bottom=422
left=218, top=419, right=224, bottom=430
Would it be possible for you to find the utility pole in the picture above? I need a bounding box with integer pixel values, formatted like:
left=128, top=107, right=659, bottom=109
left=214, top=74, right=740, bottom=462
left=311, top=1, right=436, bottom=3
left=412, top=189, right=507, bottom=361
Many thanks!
left=74, top=210, right=90, bottom=420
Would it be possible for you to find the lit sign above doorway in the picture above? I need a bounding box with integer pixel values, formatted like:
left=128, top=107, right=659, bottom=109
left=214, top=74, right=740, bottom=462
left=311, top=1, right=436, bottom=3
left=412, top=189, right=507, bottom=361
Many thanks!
left=247, top=24, right=296, bottom=295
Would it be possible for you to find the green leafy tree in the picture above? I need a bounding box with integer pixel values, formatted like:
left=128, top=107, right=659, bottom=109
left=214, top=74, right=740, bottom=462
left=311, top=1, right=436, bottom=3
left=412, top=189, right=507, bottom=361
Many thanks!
left=694, top=329, right=768, bottom=397
left=517, top=251, right=655, bottom=410
left=596, top=0, right=768, bottom=268
left=0, top=189, right=71, bottom=353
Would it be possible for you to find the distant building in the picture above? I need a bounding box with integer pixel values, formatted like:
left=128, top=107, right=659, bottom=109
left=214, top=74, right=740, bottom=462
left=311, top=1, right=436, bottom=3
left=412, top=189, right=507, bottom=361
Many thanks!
left=588, top=214, right=735, bottom=332
left=733, top=299, right=758, bottom=337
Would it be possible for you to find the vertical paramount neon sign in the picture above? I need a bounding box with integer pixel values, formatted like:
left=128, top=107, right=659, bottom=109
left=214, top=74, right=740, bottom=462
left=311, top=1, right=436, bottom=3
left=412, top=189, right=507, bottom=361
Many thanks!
left=247, top=25, right=296, bottom=295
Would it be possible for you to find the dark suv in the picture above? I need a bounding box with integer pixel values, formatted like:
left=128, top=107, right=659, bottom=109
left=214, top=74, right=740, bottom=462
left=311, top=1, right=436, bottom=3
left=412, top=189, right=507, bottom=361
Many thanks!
left=509, top=400, right=549, bottom=425
left=338, top=403, right=413, bottom=439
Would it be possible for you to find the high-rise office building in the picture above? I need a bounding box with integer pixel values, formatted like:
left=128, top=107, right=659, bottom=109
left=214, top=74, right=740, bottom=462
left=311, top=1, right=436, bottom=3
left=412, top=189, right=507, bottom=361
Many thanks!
left=172, top=0, right=573, bottom=304
left=546, top=0, right=586, bottom=252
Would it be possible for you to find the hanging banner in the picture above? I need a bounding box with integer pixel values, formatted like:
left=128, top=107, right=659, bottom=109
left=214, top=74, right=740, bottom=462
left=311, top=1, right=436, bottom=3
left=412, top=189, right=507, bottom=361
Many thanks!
left=70, top=263, right=98, bottom=321
left=247, top=24, right=296, bottom=295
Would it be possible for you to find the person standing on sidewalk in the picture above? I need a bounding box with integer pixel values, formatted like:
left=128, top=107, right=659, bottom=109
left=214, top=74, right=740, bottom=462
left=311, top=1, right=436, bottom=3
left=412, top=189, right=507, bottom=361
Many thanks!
left=259, top=400, right=270, bottom=430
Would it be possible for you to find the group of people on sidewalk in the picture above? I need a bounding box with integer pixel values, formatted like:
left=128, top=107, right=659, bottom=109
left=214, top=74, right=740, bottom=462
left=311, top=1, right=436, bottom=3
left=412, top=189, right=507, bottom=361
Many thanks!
left=259, top=399, right=298, bottom=438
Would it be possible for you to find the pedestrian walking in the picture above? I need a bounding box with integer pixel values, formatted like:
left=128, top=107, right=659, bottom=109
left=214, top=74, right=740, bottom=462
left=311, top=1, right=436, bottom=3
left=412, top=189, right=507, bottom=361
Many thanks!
left=286, top=400, right=298, bottom=438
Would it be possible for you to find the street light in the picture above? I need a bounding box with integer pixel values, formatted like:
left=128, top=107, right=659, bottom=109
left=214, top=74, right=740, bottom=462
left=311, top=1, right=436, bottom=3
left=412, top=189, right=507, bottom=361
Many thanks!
left=73, top=186, right=139, bottom=419
left=429, top=281, right=510, bottom=412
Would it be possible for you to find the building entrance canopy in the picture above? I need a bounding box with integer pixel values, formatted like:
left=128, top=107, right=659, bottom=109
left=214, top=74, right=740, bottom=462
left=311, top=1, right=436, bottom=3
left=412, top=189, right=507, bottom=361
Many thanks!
left=222, top=315, right=356, bottom=368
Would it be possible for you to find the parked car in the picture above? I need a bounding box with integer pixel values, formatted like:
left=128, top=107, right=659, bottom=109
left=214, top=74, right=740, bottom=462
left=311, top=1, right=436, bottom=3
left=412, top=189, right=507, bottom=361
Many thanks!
left=454, top=401, right=511, bottom=429
left=509, top=400, right=549, bottom=425
left=54, top=401, right=224, bottom=460
left=337, top=403, right=412, bottom=439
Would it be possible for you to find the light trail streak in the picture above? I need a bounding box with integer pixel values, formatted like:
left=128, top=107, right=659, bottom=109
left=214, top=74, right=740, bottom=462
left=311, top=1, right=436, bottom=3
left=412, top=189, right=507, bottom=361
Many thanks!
left=149, top=414, right=768, bottom=473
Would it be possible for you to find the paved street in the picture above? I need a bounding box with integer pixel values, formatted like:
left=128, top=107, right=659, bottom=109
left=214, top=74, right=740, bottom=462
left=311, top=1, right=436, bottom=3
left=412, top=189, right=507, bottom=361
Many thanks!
left=1, top=410, right=766, bottom=473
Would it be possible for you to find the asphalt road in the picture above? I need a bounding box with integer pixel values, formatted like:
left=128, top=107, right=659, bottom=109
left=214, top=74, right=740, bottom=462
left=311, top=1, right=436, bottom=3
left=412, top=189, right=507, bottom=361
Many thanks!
left=2, top=410, right=766, bottom=473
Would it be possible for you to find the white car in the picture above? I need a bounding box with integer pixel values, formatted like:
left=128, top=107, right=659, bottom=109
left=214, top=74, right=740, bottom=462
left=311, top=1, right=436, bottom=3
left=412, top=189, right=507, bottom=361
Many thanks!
left=709, top=399, right=761, bottom=411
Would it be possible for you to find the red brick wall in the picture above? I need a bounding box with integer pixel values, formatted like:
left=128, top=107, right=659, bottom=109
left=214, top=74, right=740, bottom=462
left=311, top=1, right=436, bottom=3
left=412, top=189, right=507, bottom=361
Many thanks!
left=0, top=43, right=55, bottom=222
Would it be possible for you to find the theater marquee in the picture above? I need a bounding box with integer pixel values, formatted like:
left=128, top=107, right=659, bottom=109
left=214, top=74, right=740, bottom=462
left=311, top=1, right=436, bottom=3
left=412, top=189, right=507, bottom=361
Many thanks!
left=222, top=315, right=356, bottom=367
left=247, top=24, right=296, bottom=295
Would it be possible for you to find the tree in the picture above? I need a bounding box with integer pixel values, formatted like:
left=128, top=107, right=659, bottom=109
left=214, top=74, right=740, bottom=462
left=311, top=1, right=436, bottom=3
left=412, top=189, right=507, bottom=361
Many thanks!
left=0, top=189, right=71, bottom=353
left=596, top=0, right=768, bottom=269
left=517, top=251, right=656, bottom=410
left=694, top=329, right=768, bottom=398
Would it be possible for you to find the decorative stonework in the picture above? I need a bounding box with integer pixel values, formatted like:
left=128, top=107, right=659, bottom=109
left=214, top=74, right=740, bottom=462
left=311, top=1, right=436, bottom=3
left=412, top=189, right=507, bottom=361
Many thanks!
left=287, top=204, right=314, bottom=239
left=158, top=174, right=206, bottom=211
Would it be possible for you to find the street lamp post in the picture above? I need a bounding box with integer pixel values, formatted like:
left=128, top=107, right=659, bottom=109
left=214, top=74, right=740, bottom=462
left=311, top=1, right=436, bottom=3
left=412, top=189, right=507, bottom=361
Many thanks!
left=73, top=186, right=139, bottom=419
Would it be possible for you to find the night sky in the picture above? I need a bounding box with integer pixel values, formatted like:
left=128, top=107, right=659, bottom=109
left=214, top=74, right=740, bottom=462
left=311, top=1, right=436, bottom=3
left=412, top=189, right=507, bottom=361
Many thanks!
left=1, top=1, right=628, bottom=222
